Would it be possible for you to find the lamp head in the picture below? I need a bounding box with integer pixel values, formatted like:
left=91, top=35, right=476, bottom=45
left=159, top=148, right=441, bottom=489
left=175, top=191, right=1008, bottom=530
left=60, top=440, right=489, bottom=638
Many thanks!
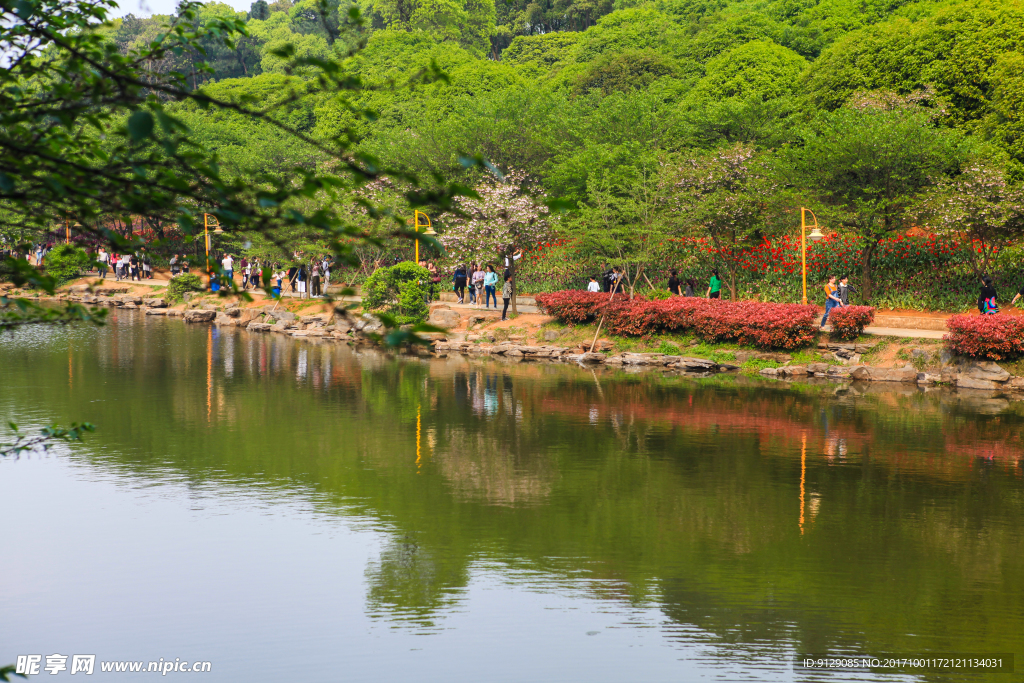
left=808, top=227, right=824, bottom=242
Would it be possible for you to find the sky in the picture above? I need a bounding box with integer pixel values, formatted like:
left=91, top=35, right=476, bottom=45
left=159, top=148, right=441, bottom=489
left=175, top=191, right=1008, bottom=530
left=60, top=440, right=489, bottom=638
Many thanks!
left=110, top=0, right=252, bottom=18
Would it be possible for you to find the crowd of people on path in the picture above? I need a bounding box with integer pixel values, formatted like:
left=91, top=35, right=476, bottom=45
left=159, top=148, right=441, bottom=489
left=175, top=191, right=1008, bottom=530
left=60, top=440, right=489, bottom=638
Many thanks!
left=420, top=256, right=518, bottom=321
left=203, top=252, right=335, bottom=299
left=91, top=247, right=156, bottom=281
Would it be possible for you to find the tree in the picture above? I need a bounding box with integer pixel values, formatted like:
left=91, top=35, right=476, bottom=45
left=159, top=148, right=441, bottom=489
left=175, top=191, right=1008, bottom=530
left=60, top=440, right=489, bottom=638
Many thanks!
left=436, top=170, right=552, bottom=313
left=674, top=143, right=779, bottom=300
left=917, top=162, right=1024, bottom=281
left=571, top=158, right=675, bottom=299
left=0, top=0, right=468, bottom=330
left=250, top=0, right=271, bottom=20
left=790, top=104, right=966, bottom=300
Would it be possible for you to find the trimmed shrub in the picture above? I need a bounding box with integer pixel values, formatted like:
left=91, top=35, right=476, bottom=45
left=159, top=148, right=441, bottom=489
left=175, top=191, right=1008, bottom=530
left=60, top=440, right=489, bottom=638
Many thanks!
left=168, top=273, right=205, bottom=301
left=363, top=261, right=431, bottom=324
left=945, top=314, right=1024, bottom=360
left=534, top=291, right=618, bottom=324
left=828, top=306, right=875, bottom=340
left=45, top=244, right=89, bottom=285
left=539, top=290, right=819, bottom=350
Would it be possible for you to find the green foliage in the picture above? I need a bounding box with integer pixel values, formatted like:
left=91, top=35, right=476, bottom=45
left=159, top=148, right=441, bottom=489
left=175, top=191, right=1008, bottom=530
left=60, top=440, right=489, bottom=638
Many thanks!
left=576, top=49, right=680, bottom=94
left=167, top=273, right=207, bottom=301
left=790, top=103, right=967, bottom=298
left=44, top=245, right=90, bottom=286
left=363, top=261, right=431, bottom=323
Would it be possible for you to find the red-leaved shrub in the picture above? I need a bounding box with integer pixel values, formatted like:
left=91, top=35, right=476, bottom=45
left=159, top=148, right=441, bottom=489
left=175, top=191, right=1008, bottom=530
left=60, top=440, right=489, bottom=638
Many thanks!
left=828, top=306, right=875, bottom=340
left=538, top=291, right=818, bottom=350
left=945, top=314, right=1024, bottom=360
left=534, top=291, right=621, bottom=324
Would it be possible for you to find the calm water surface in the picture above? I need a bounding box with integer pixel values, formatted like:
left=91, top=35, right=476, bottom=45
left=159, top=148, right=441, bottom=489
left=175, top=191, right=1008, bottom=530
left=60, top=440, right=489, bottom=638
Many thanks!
left=2, top=311, right=1023, bottom=682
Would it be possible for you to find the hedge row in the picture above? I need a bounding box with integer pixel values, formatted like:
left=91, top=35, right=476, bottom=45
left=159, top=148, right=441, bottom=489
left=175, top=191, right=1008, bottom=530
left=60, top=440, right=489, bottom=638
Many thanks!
left=535, top=291, right=819, bottom=350
left=945, top=314, right=1024, bottom=360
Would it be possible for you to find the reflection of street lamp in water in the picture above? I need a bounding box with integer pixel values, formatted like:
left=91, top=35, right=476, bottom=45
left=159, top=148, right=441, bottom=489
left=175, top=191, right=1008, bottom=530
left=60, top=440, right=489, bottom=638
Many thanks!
left=800, top=207, right=824, bottom=306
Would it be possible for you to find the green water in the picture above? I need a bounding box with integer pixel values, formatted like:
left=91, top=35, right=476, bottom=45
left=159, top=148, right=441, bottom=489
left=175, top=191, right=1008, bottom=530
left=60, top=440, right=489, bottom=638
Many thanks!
left=2, top=311, right=1023, bottom=682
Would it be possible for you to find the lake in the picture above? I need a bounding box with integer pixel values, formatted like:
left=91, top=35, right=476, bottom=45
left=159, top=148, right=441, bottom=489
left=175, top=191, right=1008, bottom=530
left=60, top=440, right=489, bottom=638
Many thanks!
left=2, top=310, right=1023, bottom=682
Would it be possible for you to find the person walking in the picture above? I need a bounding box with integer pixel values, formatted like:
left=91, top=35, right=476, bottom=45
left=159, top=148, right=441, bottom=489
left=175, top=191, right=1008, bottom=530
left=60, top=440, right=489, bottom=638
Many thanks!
left=501, top=274, right=514, bottom=321
left=610, top=266, right=623, bottom=294
left=471, top=264, right=485, bottom=306
left=427, top=261, right=440, bottom=302
left=296, top=263, right=307, bottom=298
left=97, top=248, right=109, bottom=278
left=142, top=254, right=152, bottom=279
left=453, top=263, right=467, bottom=304
left=668, top=269, right=681, bottom=296
left=287, top=264, right=298, bottom=293
left=601, top=263, right=613, bottom=293
left=684, top=278, right=696, bottom=297
left=821, top=275, right=842, bottom=328
left=221, top=253, right=234, bottom=286
left=838, top=275, right=857, bottom=306
left=587, top=275, right=600, bottom=292
left=979, top=276, right=999, bottom=314
left=129, top=254, right=140, bottom=281
left=706, top=269, right=722, bottom=299
left=321, top=256, right=330, bottom=291
left=483, top=264, right=498, bottom=309
left=169, top=253, right=180, bottom=277
left=273, top=267, right=284, bottom=297
left=311, top=262, right=322, bottom=297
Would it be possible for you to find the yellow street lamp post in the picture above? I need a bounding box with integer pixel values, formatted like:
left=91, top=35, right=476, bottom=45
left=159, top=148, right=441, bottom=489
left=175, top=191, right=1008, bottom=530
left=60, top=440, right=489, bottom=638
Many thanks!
left=204, top=213, right=224, bottom=287
left=800, top=207, right=824, bottom=306
left=413, top=210, right=435, bottom=264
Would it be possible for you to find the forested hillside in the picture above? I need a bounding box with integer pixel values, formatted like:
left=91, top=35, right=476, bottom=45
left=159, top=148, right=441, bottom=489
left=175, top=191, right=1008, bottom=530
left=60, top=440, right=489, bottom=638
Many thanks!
left=89, top=0, right=1024, bottom=306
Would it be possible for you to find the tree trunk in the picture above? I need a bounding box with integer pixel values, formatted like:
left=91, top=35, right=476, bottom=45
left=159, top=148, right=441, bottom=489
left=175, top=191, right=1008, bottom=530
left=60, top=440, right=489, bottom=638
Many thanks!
left=859, top=241, right=878, bottom=303
left=508, top=251, right=518, bottom=315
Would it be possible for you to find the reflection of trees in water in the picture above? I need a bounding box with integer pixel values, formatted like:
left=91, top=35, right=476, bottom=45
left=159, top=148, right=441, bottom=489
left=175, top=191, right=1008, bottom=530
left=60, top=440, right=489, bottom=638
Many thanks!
left=13, top=318, right=1024, bottom=656
left=365, top=536, right=469, bottom=630
left=436, top=429, right=554, bottom=506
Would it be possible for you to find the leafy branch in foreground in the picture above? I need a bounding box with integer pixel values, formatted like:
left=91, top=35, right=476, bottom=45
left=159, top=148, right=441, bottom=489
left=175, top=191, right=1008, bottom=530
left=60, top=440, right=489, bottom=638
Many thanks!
left=1, top=421, right=96, bottom=457
left=0, top=0, right=473, bottom=341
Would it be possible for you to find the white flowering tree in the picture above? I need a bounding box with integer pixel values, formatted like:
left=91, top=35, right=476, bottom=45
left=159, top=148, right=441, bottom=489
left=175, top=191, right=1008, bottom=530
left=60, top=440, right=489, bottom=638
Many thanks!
left=437, top=170, right=552, bottom=313
left=674, top=143, right=779, bottom=300
left=918, top=163, right=1024, bottom=281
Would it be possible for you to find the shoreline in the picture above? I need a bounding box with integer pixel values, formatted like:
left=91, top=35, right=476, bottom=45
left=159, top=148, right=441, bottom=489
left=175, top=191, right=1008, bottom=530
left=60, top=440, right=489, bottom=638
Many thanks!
left=30, top=283, right=1024, bottom=403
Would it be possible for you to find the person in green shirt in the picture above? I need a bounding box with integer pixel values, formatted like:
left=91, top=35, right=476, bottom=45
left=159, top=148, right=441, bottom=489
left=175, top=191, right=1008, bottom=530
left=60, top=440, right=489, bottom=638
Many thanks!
left=706, top=269, right=722, bottom=299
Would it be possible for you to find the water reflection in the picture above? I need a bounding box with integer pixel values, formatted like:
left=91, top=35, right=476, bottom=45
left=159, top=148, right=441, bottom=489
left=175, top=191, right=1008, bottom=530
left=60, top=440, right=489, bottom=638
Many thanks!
left=2, top=311, right=1023, bottom=680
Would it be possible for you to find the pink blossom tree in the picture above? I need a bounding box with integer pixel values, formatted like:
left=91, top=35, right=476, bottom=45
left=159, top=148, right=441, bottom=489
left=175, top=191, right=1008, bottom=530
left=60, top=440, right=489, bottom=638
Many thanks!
left=918, top=162, right=1024, bottom=281
left=436, top=170, right=553, bottom=313
left=673, top=143, right=780, bottom=300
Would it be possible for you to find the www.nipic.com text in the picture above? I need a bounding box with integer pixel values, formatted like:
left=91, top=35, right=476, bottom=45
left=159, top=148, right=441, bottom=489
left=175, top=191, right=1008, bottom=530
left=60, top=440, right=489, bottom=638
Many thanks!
left=16, top=655, right=212, bottom=675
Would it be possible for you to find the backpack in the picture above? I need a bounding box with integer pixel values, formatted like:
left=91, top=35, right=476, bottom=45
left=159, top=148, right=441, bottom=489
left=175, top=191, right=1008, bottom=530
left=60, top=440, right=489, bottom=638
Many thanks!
left=984, top=297, right=999, bottom=314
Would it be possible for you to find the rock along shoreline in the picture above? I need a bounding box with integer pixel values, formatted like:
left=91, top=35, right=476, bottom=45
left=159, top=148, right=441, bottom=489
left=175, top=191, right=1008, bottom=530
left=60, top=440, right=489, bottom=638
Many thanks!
left=53, top=288, right=1024, bottom=398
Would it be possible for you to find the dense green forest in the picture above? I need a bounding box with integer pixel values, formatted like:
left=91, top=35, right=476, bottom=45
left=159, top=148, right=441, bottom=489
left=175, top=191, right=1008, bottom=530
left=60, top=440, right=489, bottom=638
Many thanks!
left=14, top=0, right=1024, bottom=307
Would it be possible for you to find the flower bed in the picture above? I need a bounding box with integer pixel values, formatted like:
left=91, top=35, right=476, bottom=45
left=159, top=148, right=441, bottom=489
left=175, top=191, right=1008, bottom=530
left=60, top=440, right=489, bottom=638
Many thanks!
left=536, top=291, right=818, bottom=350
left=828, top=306, right=875, bottom=340
left=945, top=314, right=1024, bottom=360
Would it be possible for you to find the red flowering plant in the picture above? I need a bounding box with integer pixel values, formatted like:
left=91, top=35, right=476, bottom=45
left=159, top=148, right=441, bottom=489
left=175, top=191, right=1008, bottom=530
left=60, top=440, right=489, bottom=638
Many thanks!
left=827, top=306, right=875, bottom=340
left=945, top=314, right=1024, bottom=361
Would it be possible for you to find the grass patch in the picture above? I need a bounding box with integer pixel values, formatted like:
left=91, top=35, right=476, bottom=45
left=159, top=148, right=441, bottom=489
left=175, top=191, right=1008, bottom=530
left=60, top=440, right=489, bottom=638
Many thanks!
left=741, top=358, right=781, bottom=375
